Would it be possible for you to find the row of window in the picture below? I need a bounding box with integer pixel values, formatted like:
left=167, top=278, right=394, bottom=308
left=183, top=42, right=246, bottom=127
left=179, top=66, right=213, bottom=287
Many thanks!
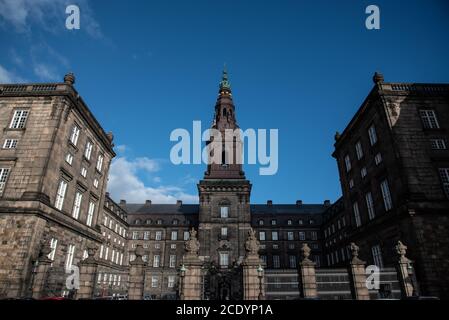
left=48, top=239, right=79, bottom=271
left=99, top=245, right=124, bottom=265
left=257, top=218, right=315, bottom=226
left=104, top=215, right=127, bottom=238
left=55, top=180, right=97, bottom=227
left=148, top=275, right=177, bottom=288
left=131, top=230, right=190, bottom=241
left=68, top=124, right=104, bottom=170
left=259, top=231, right=318, bottom=241
left=133, top=218, right=191, bottom=226
left=260, top=254, right=321, bottom=268
left=326, top=244, right=383, bottom=268
left=259, top=242, right=319, bottom=251
left=324, top=216, right=346, bottom=239
left=97, top=273, right=123, bottom=287
left=129, top=254, right=177, bottom=268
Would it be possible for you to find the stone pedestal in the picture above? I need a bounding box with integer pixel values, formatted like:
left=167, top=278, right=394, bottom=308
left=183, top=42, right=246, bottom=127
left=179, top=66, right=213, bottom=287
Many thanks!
left=299, top=260, right=317, bottom=298
left=128, top=246, right=146, bottom=300
left=77, top=246, right=98, bottom=299
left=348, top=243, right=370, bottom=300
left=395, top=241, right=416, bottom=297
left=180, top=256, right=202, bottom=300
left=242, top=256, right=264, bottom=300
left=31, top=258, right=51, bottom=299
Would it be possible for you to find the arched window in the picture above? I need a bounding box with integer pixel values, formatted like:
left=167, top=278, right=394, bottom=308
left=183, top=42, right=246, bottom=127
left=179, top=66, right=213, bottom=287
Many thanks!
left=223, top=108, right=227, bottom=116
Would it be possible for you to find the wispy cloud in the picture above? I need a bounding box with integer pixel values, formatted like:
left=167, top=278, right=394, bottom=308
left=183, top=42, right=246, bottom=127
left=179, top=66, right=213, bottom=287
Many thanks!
left=33, top=63, right=58, bottom=81
left=107, top=156, right=198, bottom=204
left=0, top=64, right=25, bottom=83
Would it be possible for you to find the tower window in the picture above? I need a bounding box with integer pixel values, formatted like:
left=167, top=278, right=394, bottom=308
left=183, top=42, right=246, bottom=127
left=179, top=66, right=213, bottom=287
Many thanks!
left=220, top=206, right=229, bottom=218
left=219, top=252, right=229, bottom=267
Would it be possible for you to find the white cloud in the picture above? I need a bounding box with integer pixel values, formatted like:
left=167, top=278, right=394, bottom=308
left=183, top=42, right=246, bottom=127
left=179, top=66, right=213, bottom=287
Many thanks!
left=33, top=63, right=58, bottom=81
left=107, top=157, right=198, bottom=204
left=0, top=64, right=24, bottom=83
left=115, top=145, right=127, bottom=154
left=0, top=0, right=102, bottom=38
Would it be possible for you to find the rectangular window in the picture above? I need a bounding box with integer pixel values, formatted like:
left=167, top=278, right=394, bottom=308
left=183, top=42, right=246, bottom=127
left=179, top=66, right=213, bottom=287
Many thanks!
left=349, top=179, right=354, bottom=189
left=55, top=180, right=68, bottom=210
left=220, top=206, right=229, bottom=218
left=287, top=231, right=294, bottom=241
left=84, top=141, right=93, bottom=160
left=65, top=244, right=75, bottom=271
left=155, top=231, right=162, bottom=241
left=183, top=231, right=190, bottom=241
left=299, top=231, right=305, bottom=241
left=151, top=276, right=159, bottom=288
left=3, top=139, right=18, bottom=149
left=259, top=231, right=266, bottom=241
left=439, top=168, right=449, bottom=198
left=431, top=139, right=447, bottom=150
left=289, top=255, right=296, bottom=268
left=81, top=167, right=87, bottom=178
left=361, top=167, right=367, bottom=179
left=273, top=255, right=280, bottom=268
left=365, top=192, right=376, bottom=220
left=353, top=202, right=361, bottom=227
left=344, top=154, right=351, bottom=172
left=368, top=124, right=378, bottom=145
left=171, top=231, right=178, bottom=241
left=10, top=110, right=29, bottom=129
left=219, top=252, right=229, bottom=267
left=168, top=276, right=175, bottom=288
left=311, top=231, right=318, bottom=240
left=0, top=168, right=10, bottom=196
left=169, top=255, right=176, bottom=268
left=271, top=219, right=277, bottom=225
left=69, top=124, right=80, bottom=146
left=221, top=227, right=228, bottom=237
left=132, top=231, right=138, bottom=240
left=72, top=192, right=83, bottom=219
left=99, top=245, right=104, bottom=259
left=371, top=245, right=384, bottom=268
left=355, top=140, right=364, bottom=160
left=420, top=109, right=439, bottom=129
left=260, top=255, right=267, bottom=265
left=93, top=178, right=99, bottom=188
left=65, top=153, right=73, bottom=165
left=153, top=255, right=160, bottom=268
left=48, top=238, right=58, bottom=261
left=374, top=152, right=383, bottom=165
left=380, top=179, right=393, bottom=211
left=271, top=231, right=278, bottom=241
left=86, top=201, right=95, bottom=226
left=143, top=231, right=150, bottom=240
left=96, top=154, right=104, bottom=172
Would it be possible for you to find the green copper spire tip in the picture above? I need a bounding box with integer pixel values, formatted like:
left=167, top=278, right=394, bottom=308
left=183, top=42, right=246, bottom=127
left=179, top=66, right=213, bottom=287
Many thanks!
left=219, top=64, right=231, bottom=91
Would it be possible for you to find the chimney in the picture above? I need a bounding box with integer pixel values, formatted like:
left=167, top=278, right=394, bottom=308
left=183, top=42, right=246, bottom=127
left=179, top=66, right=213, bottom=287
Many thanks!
left=296, top=200, right=303, bottom=206
left=119, top=199, right=126, bottom=205
left=324, top=200, right=331, bottom=206
left=176, top=200, right=182, bottom=206
left=145, top=200, right=152, bottom=205
left=105, top=192, right=110, bottom=197
left=267, top=200, right=273, bottom=206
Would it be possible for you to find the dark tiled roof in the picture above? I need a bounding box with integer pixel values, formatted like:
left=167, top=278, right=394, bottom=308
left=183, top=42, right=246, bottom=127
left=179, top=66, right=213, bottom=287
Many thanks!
left=251, top=204, right=327, bottom=215
left=124, top=204, right=199, bottom=215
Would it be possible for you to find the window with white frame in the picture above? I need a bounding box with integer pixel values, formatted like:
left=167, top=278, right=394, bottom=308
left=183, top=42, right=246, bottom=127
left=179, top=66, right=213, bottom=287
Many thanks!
left=84, top=141, right=93, bottom=160
left=87, top=201, right=95, bottom=226
left=289, top=255, right=296, bottom=268
left=365, top=192, right=375, bottom=220
left=272, top=231, right=278, bottom=241
left=287, top=231, right=294, bottom=241
left=132, top=231, right=138, bottom=240
left=219, top=252, right=229, bottom=267
left=374, top=152, right=383, bottom=165
left=171, top=231, right=177, bottom=241
left=155, top=231, right=162, bottom=241
left=371, top=245, right=384, bottom=268
left=55, top=180, right=68, bottom=210
left=183, top=231, right=190, bottom=241
left=3, top=139, right=18, bottom=149
left=69, top=124, right=80, bottom=146
left=169, top=255, right=176, bottom=268
left=259, top=231, right=266, bottom=241
left=355, top=140, right=363, bottom=160
left=380, top=179, right=393, bottom=211
left=104, top=247, right=109, bottom=260
left=65, top=244, right=75, bottom=271
left=99, top=245, right=104, bottom=259
left=431, top=139, right=447, bottom=150
left=221, top=227, right=228, bottom=238
left=153, top=255, right=160, bottom=268
left=361, top=166, right=367, bottom=179
left=168, top=276, right=175, bottom=288
left=368, top=124, right=377, bottom=145
left=151, top=276, right=159, bottom=288
left=287, top=219, right=292, bottom=225
left=220, top=206, right=229, bottom=218
left=271, top=219, right=277, bottom=225
left=65, top=153, right=73, bottom=165
left=420, top=109, right=439, bottom=129
left=143, top=231, right=150, bottom=240
left=80, top=167, right=87, bottom=178
left=48, top=238, right=58, bottom=261
left=10, top=110, right=29, bottom=129
left=96, top=154, right=104, bottom=172
left=439, top=168, right=449, bottom=198
left=353, top=202, right=361, bottom=227
left=93, top=178, right=99, bottom=188
left=273, top=255, right=280, bottom=268
left=72, top=192, right=83, bottom=219
left=0, top=168, right=10, bottom=196
left=299, top=231, right=305, bottom=241
left=344, top=154, right=351, bottom=172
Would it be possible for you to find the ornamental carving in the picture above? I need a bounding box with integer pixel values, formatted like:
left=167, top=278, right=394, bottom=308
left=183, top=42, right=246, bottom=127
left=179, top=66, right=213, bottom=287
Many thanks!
left=185, top=228, right=200, bottom=256
left=244, top=228, right=260, bottom=256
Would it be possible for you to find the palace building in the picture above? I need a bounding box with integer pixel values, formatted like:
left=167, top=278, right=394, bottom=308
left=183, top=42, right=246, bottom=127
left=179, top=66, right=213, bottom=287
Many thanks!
left=0, top=70, right=448, bottom=299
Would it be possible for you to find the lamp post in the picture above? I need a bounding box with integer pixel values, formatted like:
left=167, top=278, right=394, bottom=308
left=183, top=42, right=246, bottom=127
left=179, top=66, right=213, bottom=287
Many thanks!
left=179, top=264, right=186, bottom=300
left=257, top=265, right=264, bottom=300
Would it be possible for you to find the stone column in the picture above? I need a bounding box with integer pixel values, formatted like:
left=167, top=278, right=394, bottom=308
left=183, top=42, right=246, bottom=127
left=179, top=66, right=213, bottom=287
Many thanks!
left=31, top=239, right=52, bottom=299
left=180, top=228, right=202, bottom=300
left=128, top=245, right=146, bottom=300
left=77, top=245, right=98, bottom=299
left=299, top=243, right=317, bottom=299
left=242, top=228, right=264, bottom=300
left=395, top=241, right=417, bottom=298
left=348, top=242, right=370, bottom=300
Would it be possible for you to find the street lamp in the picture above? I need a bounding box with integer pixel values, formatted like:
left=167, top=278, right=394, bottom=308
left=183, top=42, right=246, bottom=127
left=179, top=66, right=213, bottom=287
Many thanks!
left=257, top=265, right=264, bottom=300
left=179, top=264, right=186, bottom=300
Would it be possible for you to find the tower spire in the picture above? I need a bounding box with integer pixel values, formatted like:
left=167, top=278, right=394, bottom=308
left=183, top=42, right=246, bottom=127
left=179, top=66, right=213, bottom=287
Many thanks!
left=219, top=64, right=231, bottom=93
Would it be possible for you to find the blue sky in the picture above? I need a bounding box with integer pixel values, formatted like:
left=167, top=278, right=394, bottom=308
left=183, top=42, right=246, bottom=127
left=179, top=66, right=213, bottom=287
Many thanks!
left=1, top=0, right=449, bottom=204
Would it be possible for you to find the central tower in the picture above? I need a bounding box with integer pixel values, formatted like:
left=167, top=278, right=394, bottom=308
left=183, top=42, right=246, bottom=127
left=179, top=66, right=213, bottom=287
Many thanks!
left=197, top=68, right=252, bottom=278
